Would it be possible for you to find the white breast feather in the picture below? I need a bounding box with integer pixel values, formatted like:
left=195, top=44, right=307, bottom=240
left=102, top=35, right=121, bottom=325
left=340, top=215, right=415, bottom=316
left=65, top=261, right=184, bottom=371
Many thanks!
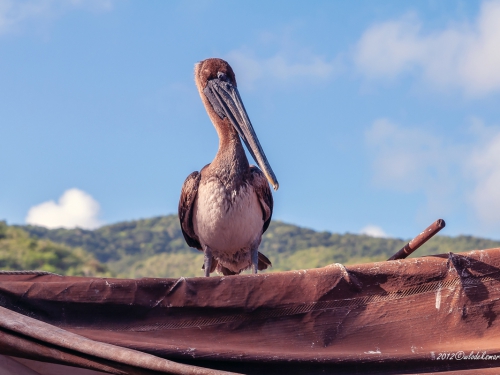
left=193, top=178, right=263, bottom=272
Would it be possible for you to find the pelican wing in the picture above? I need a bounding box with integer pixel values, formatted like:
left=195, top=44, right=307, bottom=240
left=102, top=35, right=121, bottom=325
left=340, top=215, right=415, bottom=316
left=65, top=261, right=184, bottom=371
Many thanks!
left=249, top=166, right=274, bottom=234
left=178, top=171, right=202, bottom=250
left=249, top=166, right=274, bottom=270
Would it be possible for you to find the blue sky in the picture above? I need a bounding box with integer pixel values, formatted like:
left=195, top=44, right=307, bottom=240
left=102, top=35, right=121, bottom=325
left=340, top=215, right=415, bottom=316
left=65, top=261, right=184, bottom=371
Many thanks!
left=2, top=0, right=500, bottom=240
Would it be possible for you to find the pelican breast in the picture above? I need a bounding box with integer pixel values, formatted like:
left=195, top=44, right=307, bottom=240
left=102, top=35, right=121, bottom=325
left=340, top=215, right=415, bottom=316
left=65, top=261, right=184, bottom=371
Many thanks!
left=193, top=177, right=264, bottom=271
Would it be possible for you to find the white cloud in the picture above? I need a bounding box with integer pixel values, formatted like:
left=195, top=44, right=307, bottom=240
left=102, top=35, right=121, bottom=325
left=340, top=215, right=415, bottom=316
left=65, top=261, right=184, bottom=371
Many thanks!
left=467, top=131, right=500, bottom=224
left=227, top=50, right=337, bottom=88
left=225, top=32, right=342, bottom=88
left=366, top=118, right=500, bottom=231
left=360, top=225, right=388, bottom=238
left=365, top=118, right=462, bottom=219
left=354, top=0, right=500, bottom=96
left=365, top=118, right=454, bottom=194
left=0, top=0, right=113, bottom=36
left=25, top=188, right=102, bottom=229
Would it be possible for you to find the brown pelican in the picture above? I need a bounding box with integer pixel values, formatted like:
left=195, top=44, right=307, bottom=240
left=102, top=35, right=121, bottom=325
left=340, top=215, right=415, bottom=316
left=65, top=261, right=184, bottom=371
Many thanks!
left=178, top=58, right=279, bottom=277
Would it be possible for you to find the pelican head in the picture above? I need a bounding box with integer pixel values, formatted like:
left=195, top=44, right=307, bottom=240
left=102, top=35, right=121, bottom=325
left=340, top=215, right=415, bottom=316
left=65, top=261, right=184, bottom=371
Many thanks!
left=195, top=58, right=279, bottom=191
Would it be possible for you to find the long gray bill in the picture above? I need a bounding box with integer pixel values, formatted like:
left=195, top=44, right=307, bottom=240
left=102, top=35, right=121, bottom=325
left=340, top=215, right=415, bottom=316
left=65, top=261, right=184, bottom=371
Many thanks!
left=204, top=76, right=279, bottom=190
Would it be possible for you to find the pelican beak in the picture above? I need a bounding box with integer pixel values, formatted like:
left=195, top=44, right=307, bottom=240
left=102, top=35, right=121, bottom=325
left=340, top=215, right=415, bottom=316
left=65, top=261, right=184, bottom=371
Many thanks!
left=204, top=75, right=279, bottom=190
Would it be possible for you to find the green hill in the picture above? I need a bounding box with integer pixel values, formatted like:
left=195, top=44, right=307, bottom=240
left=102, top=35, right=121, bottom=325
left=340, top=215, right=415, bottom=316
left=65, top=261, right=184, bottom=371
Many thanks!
left=16, top=215, right=500, bottom=278
left=0, top=221, right=111, bottom=276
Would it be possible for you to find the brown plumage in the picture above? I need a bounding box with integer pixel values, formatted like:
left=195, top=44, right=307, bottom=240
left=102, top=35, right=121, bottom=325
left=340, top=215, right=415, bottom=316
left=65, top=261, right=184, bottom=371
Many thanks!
left=178, top=58, right=278, bottom=276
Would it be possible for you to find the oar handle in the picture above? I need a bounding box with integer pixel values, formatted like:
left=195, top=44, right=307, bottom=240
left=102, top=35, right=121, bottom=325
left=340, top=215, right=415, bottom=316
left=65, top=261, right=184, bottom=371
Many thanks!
left=388, top=219, right=446, bottom=261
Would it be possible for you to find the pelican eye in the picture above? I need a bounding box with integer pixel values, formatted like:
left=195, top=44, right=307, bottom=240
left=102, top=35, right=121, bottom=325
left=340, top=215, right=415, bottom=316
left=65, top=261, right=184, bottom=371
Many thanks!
left=217, top=72, right=229, bottom=81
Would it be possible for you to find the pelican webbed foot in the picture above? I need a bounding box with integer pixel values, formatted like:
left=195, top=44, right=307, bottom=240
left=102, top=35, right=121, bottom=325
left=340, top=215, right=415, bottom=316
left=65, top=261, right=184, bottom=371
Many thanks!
left=251, top=246, right=258, bottom=274
left=203, top=245, right=213, bottom=277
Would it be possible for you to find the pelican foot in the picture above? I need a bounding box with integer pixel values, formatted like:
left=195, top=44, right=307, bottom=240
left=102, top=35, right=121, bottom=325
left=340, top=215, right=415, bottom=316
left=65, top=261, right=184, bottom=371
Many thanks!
left=251, top=246, right=258, bottom=274
left=203, top=245, right=213, bottom=277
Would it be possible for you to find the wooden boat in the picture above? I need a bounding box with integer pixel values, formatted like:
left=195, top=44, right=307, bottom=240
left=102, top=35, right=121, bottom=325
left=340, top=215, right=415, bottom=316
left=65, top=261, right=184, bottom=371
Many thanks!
left=1, top=245, right=500, bottom=374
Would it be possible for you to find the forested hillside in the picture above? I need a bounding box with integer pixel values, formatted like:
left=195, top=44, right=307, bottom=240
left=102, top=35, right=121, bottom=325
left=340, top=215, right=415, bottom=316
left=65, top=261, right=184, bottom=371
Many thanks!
left=0, top=221, right=110, bottom=276
left=14, top=215, right=500, bottom=278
